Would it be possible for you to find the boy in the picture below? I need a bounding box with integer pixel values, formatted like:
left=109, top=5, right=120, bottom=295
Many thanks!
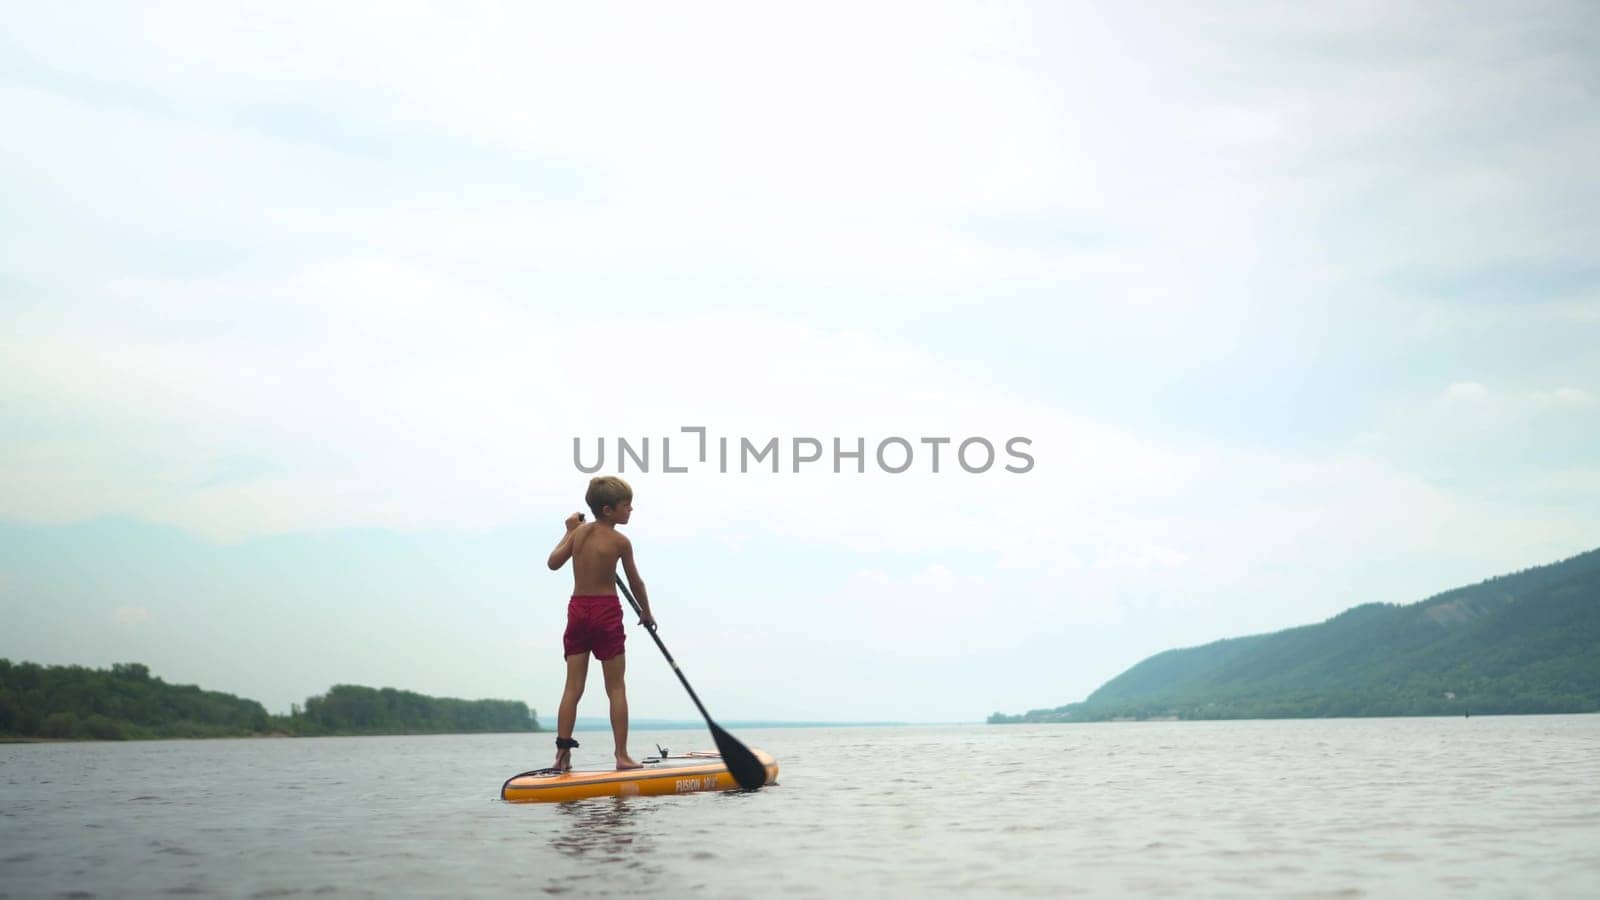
left=545, top=475, right=655, bottom=772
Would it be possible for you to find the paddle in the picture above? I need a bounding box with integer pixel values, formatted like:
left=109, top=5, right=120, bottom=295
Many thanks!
left=614, top=574, right=768, bottom=791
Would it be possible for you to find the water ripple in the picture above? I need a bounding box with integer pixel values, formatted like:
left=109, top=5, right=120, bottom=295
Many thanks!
left=0, top=718, right=1597, bottom=896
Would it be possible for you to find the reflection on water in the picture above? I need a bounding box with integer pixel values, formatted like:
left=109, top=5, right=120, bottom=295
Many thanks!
left=550, top=797, right=647, bottom=860
left=543, top=797, right=672, bottom=892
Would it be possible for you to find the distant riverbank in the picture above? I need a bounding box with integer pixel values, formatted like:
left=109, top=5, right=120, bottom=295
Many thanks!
left=1, top=660, right=541, bottom=741
left=570, top=716, right=914, bottom=731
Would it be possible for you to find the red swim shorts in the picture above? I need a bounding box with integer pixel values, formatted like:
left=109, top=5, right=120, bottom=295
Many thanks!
left=563, top=594, right=625, bottom=660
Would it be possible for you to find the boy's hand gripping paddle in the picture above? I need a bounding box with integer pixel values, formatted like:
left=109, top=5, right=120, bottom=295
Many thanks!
left=614, top=575, right=768, bottom=791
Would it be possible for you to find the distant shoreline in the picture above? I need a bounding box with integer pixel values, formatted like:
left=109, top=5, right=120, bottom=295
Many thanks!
left=14, top=714, right=1600, bottom=746
left=1, top=722, right=965, bottom=743
left=1, top=660, right=544, bottom=742
left=0, top=730, right=548, bottom=744
left=570, top=718, right=917, bottom=732
left=988, top=710, right=1600, bottom=725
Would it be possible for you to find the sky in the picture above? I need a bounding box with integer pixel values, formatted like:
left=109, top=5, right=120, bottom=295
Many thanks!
left=2, top=2, right=1597, bottom=724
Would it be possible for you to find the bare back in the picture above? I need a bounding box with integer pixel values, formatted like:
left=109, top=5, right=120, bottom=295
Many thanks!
left=569, top=523, right=626, bottom=596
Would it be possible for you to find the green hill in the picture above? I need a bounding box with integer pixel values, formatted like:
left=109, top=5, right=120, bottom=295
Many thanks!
left=991, top=547, right=1600, bottom=723
left=0, top=660, right=540, bottom=739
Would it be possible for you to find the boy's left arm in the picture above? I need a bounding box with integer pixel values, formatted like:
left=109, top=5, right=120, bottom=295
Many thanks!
left=619, top=537, right=654, bottom=628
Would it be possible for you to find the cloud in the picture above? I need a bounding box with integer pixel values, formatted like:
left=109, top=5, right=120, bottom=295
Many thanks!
left=1531, top=387, right=1597, bottom=410
left=1097, top=544, right=1192, bottom=571
left=2, top=252, right=1592, bottom=626
left=1355, top=380, right=1600, bottom=509
left=112, top=605, right=151, bottom=627
left=0, top=254, right=1189, bottom=548
left=1199, top=106, right=1284, bottom=146
left=1435, top=381, right=1597, bottom=416
left=0, top=250, right=1513, bottom=580
left=1438, top=381, right=1491, bottom=408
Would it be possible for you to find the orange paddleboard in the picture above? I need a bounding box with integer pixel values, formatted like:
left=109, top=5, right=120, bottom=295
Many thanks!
left=500, top=749, right=779, bottom=803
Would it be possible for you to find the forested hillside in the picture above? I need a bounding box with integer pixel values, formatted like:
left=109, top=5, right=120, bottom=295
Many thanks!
left=992, top=547, right=1600, bottom=723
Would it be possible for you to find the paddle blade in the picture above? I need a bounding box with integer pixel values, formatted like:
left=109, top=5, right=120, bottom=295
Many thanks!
left=710, top=722, right=768, bottom=791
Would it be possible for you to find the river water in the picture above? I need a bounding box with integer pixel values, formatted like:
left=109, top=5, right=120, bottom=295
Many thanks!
left=3, top=716, right=1598, bottom=897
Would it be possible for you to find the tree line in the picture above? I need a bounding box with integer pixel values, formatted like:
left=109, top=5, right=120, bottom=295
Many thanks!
left=0, top=660, right=540, bottom=740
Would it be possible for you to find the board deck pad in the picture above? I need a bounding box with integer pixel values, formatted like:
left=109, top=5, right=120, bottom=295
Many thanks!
left=500, top=748, right=779, bottom=803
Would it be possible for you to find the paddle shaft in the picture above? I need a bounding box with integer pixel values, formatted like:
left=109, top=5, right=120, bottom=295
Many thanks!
left=614, top=575, right=716, bottom=725
left=610, top=574, right=769, bottom=791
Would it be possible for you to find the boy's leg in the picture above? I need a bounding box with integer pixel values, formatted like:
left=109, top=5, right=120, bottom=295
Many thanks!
left=553, top=652, right=589, bottom=770
left=600, top=653, right=641, bottom=770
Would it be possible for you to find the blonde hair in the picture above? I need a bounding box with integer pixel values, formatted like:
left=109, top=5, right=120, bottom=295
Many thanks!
left=585, top=476, right=633, bottom=518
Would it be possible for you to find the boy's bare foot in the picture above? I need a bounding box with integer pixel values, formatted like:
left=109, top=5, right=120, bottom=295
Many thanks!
left=615, top=753, right=642, bottom=770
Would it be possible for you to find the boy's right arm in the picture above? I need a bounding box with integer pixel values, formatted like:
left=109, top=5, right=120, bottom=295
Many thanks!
left=546, top=512, right=585, bottom=570
left=619, top=536, right=654, bottom=629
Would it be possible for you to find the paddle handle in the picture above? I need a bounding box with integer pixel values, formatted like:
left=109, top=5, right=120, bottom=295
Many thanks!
left=614, top=575, right=717, bottom=726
